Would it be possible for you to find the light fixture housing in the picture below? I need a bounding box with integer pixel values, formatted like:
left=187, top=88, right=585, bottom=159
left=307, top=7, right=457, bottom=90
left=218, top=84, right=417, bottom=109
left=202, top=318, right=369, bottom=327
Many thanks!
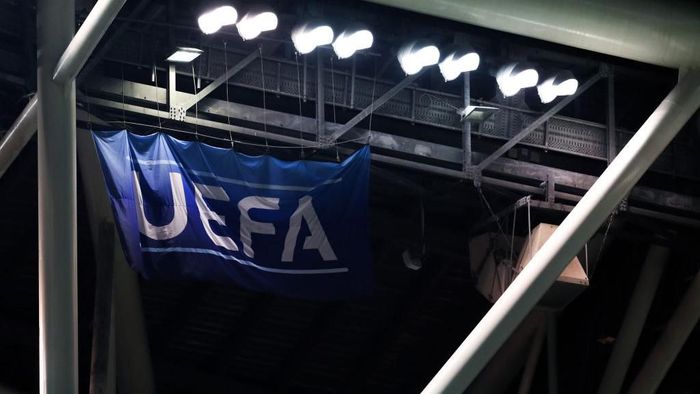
left=397, top=40, right=440, bottom=75
left=332, top=28, right=374, bottom=59
left=166, top=47, right=203, bottom=63
left=458, top=105, right=499, bottom=123
left=537, top=70, right=579, bottom=103
left=291, top=22, right=334, bottom=55
left=197, top=5, right=238, bottom=35
left=496, top=63, right=539, bottom=97
left=236, top=11, right=278, bottom=40
left=439, top=47, right=480, bottom=82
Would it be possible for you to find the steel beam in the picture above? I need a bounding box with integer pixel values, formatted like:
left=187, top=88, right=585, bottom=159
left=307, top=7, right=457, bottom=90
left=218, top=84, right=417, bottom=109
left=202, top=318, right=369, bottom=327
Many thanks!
left=597, top=245, right=668, bottom=394
left=89, top=223, right=116, bottom=394
left=77, top=128, right=155, bottom=394
left=627, top=266, right=700, bottom=393
left=517, top=322, right=546, bottom=394
left=0, top=95, right=37, bottom=178
left=78, top=1, right=157, bottom=84
left=463, top=72, right=472, bottom=170
left=606, top=68, right=617, bottom=163
left=476, top=70, right=605, bottom=171
left=420, top=70, right=700, bottom=394
left=53, top=0, right=127, bottom=82
left=82, top=76, right=700, bottom=220
left=37, top=0, right=77, bottom=392
left=180, top=49, right=260, bottom=110
left=328, top=72, right=421, bottom=142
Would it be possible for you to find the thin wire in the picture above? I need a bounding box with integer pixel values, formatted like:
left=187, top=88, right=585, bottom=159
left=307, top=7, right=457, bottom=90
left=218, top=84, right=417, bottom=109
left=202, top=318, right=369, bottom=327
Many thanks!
left=153, top=63, right=162, bottom=129
left=509, top=204, right=517, bottom=264
left=294, top=52, right=305, bottom=157
left=190, top=64, right=199, bottom=139
left=329, top=54, right=337, bottom=124
left=120, top=64, right=127, bottom=129
left=258, top=45, right=269, bottom=151
left=223, top=41, right=233, bottom=148
left=367, top=56, right=378, bottom=143
left=329, top=53, right=340, bottom=161
left=476, top=186, right=510, bottom=246
left=593, top=211, right=617, bottom=277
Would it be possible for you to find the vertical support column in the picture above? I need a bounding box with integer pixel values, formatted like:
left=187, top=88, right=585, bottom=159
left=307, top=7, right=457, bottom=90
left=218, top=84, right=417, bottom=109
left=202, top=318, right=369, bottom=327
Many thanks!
left=546, top=314, right=558, bottom=394
left=628, top=266, right=700, bottom=394
left=37, top=0, right=77, bottom=393
left=77, top=130, right=155, bottom=394
left=606, top=66, right=616, bottom=163
left=517, top=322, right=546, bottom=394
left=89, top=223, right=116, bottom=394
left=350, top=57, right=356, bottom=108
left=316, top=51, right=325, bottom=141
left=463, top=72, right=472, bottom=171
left=597, top=245, right=668, bottom=394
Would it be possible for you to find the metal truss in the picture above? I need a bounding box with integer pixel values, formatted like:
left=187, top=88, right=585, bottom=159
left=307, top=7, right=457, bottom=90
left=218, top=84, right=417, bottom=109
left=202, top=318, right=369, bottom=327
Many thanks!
left=102, top=31, right=700, bottom=182
left=81, top=76, right=700, bottom=226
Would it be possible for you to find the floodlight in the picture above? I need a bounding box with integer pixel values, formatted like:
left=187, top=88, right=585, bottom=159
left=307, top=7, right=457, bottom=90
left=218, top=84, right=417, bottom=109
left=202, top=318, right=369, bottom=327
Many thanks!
left=198, top=5, right=238, bottom=35
left=458, top=105, right=499, bottom=123
left=439, top=48, right=480, bottom=81
left=166, top=47, right=203, bottom=63
left=291, top=23, right=334, bottom=55
left=537, top=70, right=579, bottom=104
left=332, top=28, right=374, bottom=59
left=398, top=41, right=440, bottom=75
left=496, top=63, right=539, bottom=97
left=237, top=11, right=278, bottom=40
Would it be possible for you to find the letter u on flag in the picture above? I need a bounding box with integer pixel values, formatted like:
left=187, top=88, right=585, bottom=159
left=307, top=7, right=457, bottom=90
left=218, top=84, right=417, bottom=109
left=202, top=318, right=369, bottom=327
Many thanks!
left=92, top=131, right=372, bottom=299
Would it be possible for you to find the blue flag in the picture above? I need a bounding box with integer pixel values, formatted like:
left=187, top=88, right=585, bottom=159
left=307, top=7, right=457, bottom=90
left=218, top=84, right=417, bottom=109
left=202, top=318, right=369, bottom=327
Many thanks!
left=92, top=131, right=372, bottom=299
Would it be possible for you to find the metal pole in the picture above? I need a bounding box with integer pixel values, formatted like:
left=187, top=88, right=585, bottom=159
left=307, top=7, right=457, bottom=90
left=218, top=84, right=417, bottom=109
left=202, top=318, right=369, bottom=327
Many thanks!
left=77, top=129, right=156, bottom=394
left=421, top=71, right=700, bottom=394
left=606, top=67, right=617, bottom=163
left=597, top=245, right=668, bottom=394
left=316, top=51, right=325, bottom=139
left=628, top=267, right=700, bottom=394
left=517, top=322, right=546, bottom=394
left=463, top=72, right=472, bottom=170
left=89, top=223, right=116, bottom=394
left=0, top=96, right=37, bottom=178
left=53, top=0, right=126, bottom=82
left=37, top=0, right=77, bottom=392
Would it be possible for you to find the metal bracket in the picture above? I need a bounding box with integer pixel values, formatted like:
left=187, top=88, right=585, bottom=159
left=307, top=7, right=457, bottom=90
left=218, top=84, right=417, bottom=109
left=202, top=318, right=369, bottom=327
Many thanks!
left=169, top=105, right=186, bottom=121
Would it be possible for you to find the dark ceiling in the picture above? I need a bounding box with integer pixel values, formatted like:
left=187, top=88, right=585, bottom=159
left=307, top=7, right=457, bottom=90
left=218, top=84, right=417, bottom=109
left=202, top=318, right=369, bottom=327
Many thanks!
left=1, top=1, right=700, bottom=393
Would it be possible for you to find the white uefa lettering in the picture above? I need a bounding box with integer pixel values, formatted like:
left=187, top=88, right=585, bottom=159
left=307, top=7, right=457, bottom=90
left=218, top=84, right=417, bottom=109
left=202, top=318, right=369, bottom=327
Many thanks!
left=238, top=196, right=280, bottom=258
left=282, top=196, right=338, bottom=262
left=133, top=172, right=338, bottom=261
left=194, top=183, right=239, bottom=251
left=132, top=171, right=188, bottom=240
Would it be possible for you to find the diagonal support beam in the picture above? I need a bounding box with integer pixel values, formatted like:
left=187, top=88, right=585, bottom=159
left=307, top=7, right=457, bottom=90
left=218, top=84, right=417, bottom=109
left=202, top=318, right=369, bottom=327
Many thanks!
left=476, top=69, right=605, bottom=171
left=0, top=95, right=37, bottom=178
left=328, top=71, right=422, bottom=142
left=421, top=70, right=700, bottom=394
left=180, top=49, right=260, bottom=111
left=53, top=0, right=127, bottom=82
left=78, top=0, right=159, bottom=85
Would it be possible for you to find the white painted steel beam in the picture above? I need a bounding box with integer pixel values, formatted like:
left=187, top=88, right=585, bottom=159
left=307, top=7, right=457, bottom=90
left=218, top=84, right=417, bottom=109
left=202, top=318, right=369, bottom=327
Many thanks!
left=420, top=71, right=700, bottom=394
